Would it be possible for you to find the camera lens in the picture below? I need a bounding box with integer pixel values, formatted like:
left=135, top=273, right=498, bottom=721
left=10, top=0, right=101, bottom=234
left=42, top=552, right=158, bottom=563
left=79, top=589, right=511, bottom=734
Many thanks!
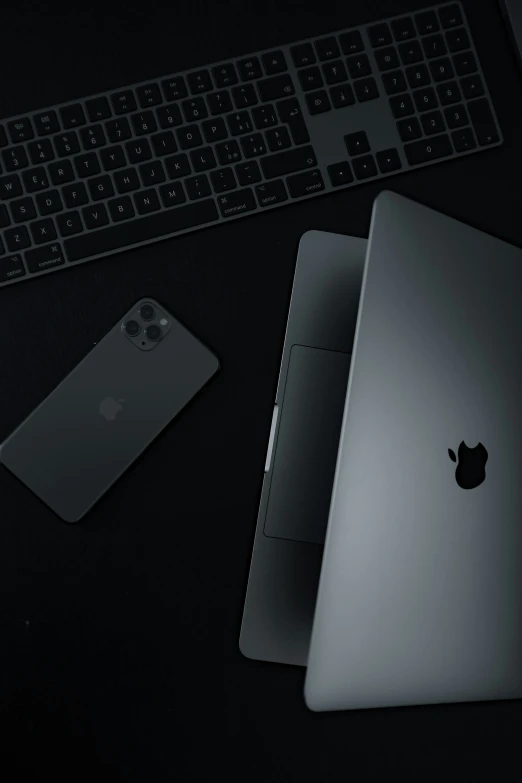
left=125, top=319, right=140, bottom=336
left=140, top=304, right=155, bottom=321
left=146, top=324, right=162, bottom=342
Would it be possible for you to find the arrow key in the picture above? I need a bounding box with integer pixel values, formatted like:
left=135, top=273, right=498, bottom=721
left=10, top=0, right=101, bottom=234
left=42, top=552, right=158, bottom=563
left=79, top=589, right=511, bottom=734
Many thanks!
left=376, top=148, right=402, bottom=173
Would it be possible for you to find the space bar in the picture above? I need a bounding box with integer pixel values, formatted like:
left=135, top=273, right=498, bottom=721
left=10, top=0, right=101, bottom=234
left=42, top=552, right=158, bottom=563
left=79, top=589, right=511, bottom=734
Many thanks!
left=65, top=199, right=219, bottom=262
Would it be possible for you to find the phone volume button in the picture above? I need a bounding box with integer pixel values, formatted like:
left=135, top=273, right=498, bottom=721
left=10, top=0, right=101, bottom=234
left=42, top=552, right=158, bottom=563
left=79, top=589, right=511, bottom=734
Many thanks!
left=264, top=404, right=279, bottom=473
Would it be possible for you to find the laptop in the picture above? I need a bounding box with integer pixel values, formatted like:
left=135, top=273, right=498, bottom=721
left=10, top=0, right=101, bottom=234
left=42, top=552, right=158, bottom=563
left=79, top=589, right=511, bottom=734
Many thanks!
left=305, top=191, right=522, bottom=710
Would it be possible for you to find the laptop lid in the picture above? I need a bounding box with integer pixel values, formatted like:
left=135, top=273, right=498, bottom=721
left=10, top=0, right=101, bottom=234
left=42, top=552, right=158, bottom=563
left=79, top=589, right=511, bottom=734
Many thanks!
left=305, top=191, right=522, bottom=711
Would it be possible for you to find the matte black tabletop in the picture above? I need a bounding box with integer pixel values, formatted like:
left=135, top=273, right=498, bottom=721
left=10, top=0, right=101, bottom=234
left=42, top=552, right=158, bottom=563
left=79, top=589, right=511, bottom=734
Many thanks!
left=0, top=1, right=520, bottom=780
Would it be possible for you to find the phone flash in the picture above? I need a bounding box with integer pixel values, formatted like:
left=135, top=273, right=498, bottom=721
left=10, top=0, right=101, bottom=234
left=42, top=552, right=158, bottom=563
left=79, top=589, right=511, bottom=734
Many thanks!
left=160, top=318, right=168, bottom=326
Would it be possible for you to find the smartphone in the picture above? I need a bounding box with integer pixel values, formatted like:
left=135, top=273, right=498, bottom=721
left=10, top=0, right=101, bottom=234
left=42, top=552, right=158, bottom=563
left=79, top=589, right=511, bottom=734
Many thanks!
left=0, top=298, right=219, bottom=522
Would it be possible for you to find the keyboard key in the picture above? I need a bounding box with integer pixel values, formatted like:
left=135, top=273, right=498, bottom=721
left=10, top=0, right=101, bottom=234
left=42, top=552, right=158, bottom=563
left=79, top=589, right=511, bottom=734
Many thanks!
left=241, top=133, right=267, bottom=158
left=190, top=146, right=217, bottom=171
left=185, top=175, right=211, bottom=200
left=82, top=203, right=109, bottom=229
left=299, top=67, right=324, bottom=91
left=255, top=179, right=288, bottom=206
left=216, top=140, right=242, bottom=165
left=252, top=105, right=277, bottom=129
left=137, top=83, right=162, bottom=108
left=227, top=112, right=253, bottom=135
left=406, top=64, right=431, bottom=88
left=80, top=125, right=106, bottom=150
left=391, top=17, right=416, bottom=41
left=322, top=60, right=348, bottom=84
left=399, top=40, right=423, bottom=64
left=99, top=146, right=127, bottom=172
left=48, top=159, right=75, bottom=185
left=447, top=28, right=470, bottom=53
left=451, top=127, right=476, bottom=152
left=108, top=195, right=135, bottom=221
left=156, top=104, right=183, bottom=129
left=30, top=217, right=57, bottom=244
left=444, top=104, right=469, bottom=129
left=415, top=10, right=440, bottom=35
left=0, top=237, right=3, bottom=254
left=266, top=126, right=291, bottom=152
left=34, top=111, right=59, bottom=136
left=453, top=51, right=477, bottom=76
left=404, top=133, right=452, bottom=165
left=261, top=145, right=317, bottom=179
left=287, top=169, right=325, bottom=197
left=213, top=63, right=238, bottom=88
left=375, top=47, right=400, bottom=71
left=390, top=94, right=415, bottom=118
left=461, top=75, right=485, bottom=100
left=0, top=174, right=22, bottom=199
left=352, top=155, right=378, bottom=180
left=88, top=174, right=115, bottom=201
left=188, top=70, right=213, bottom=94
left=327, top=161, right=353, bottom=186
left=151, top=131, right=178, bottom=156
left=165, top=153, right=191, bottom=179
left=134, top=188, right=160, bottom=214
left=139, top=160, right=166, bottom=185
left=346, top=54, right=372, bottom=78
left=257, top=74, right=295, bottom=102
left=423, top=34, right=447, bottom=59
left=57, top=210, right=83, bottom=237
left=237, top=57, right=262, bottom=81
left=368, top=23, right=392, bottom=47
left=11, top=196, right=36, bottom=223
left=354, top=77, right=379, bottom=102
left=182, top=98, right=208, bottom=123
left=158, top=182, right=186, bottom=207
left=74, top=152, right=101, bottom=178
left=376, top=148, right=402, bottom=173
left=2, top=146, right=28, bottom=171
left=397, top=117, right=422, bottom=141
left=262, top=51, right=287, bottom=74
left=439, top=4, right=463, bottom=29
left=421, top=110, right=445, bottom=135
left=105, top=118, right=132, bottom=143
left=131, top=111, right=157, bottom=136
left=236, top=161, right=261, bottom=186
left=111, top=90, right=137, bottom=115
left=468, top=98, right=499, bottom=146
left=437, top=81, right=461, bottom=105
left=28, top=139, right=54, bottom=164
left=126, top=138, right=153, bottom=163
left=306, top=90, right=331, bottom=114
left=210, top=167, right=236, bottom=193
left=413, top=87, right=438, bottom=112
left=207, top=90, right=233, bottom=116
left=25, top=242, right=65, bottom=273
left=429, top=57, right=454, bottom=82
left=315, top=37, right=340, bottom=61
left=23, top=167, right=49, bottom=192
left=330, top=83, right=355, bottom=108
left=86, top=97, right=111, bottom=121
left=382, top=70, right=407, bottom=95
left=291, top=43, right=316, bottom=67
left=5, top=225, right=31, bottom=251
left=276, top=98, right=310, bottom=144
left=202, top=118, right=228, bottom=143
left=0, top=204, right=10, bottom=226
left=36, top=189, right=63, bottom=215
left=63, top=181, right=89, bottom=207
left=113, top=168, right=141, bottom=193
left=0, top=253, right=25, bottom=281
left=339, top=30, right=364, bottom=54
left=232, top=84, right=258, bottom=108
left=345, top=131, right=370, bottom=156
left=8, top=118, right=34, bottom=143
left=0, top=126, right=7, bottom=147
left=54, top=131, right=81, bottom=156
left=162, top=76, right=188, bottom=101
left=65, top=200, right=218, bottom=261
left=217, top=188, right=256, bottom=217
left=60, top=104, right=86, bottom=128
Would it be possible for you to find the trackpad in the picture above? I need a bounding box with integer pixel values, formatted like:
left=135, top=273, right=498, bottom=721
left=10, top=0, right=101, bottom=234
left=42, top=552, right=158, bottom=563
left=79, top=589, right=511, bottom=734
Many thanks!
left=264, top=345, right=351, bottom=545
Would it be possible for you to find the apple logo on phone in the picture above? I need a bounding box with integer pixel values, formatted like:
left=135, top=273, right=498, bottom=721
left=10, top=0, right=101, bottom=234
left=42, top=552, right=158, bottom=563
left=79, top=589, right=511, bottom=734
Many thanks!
left=448, top=441, right=488, bottom=490
left=99, top=397, right=125, bottom=421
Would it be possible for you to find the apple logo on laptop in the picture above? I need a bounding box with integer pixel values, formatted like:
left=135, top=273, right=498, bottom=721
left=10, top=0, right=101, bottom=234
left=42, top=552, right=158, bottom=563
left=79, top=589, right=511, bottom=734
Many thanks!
left=448, top=441, right=488, bottom=489
left=99, top=397, right=125, bottom=421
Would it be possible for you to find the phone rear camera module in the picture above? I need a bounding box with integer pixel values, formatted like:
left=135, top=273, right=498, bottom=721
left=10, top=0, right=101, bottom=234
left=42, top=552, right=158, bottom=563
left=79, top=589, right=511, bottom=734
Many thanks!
left=125, top=319, right=140, bottom=337
left=139, top=304, right=155, bottom=321
left=145, top=324, right=162, bottom=342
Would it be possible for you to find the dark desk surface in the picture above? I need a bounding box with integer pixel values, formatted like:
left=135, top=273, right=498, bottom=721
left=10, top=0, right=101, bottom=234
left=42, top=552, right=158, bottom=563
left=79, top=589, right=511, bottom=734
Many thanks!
left=0, top=1, right=520, bottom=779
